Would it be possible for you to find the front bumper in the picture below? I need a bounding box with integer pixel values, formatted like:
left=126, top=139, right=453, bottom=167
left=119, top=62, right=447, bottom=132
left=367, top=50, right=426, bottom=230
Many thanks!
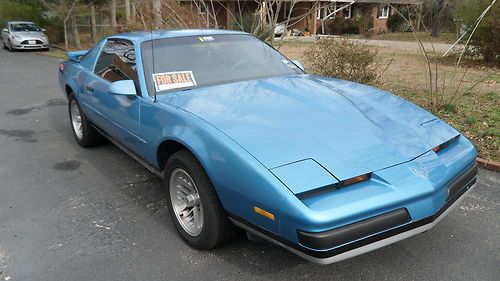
left=230, top=162, right=478, bottom=264
left=10, top=38, right=49, bottom=50
left=12, top=43, right=49, bottom=50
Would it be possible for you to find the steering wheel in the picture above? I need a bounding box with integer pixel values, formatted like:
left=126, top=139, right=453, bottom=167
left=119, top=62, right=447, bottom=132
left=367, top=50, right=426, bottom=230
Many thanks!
left=231, top=60, right=254, bottom=71
left=124, top=49, right=135, bottom=61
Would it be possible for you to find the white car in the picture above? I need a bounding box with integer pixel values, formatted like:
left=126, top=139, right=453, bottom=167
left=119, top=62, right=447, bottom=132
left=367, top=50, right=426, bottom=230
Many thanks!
left=2, top=21, right=50, bottom=51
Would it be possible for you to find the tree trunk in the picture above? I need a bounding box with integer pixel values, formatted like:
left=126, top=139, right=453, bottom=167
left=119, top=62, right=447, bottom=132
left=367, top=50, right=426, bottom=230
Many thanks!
left=63, top=21, right=68, bottom=50
left=90, top=4, right=97, bottom=43
left=71, top=15, right=81, bottom=49
left=98, top=5, right=104, bottom=34
left=430, top=0, right=446, bottom=37
left=110, top=0, right=117, bottom=31
left=152, top=0, right=162, bottom=29
left=125, top=0, right=131, bottom=26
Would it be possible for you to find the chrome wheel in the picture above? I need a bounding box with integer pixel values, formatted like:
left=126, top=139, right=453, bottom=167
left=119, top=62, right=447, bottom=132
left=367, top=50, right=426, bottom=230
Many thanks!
left=70, top=100, right=83, bottom=140
left=169, top=168, right=204, bottom=236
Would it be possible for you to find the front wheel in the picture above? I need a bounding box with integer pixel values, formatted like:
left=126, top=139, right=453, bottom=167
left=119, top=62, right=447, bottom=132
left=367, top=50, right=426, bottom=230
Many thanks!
left=68, top=94, right=103, bottom=147
left=165, top=150, right=237, bottom=249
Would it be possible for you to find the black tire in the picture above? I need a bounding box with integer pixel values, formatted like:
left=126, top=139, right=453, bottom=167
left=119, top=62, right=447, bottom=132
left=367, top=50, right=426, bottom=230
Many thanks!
left=68, top=94, right=103, bottom=147
left=165, top=150, right=237, bottom=249
left=43, top=47, right=50, bottom=51
left=2, top=43, right=7, bottom=49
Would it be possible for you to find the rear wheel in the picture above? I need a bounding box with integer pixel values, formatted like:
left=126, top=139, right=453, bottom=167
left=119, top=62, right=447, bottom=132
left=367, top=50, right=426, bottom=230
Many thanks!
left=165, top=150, right=237, bottom=249
left=68, top=94, right=103, bottom=147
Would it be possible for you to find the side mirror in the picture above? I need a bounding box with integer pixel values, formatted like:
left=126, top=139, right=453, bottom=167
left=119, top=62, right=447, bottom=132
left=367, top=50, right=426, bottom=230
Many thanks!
left=292, top=60, right=305, bottom=71
left=108, top=80, right=137, bottom=96
left=42, top=28, right=46, bottom=32
left=2, top=28, right=8, bottom=33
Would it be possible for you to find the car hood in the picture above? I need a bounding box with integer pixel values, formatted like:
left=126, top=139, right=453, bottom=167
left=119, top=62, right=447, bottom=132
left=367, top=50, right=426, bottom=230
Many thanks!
left=12, top=31, right=45, bottom=38
left=158, top=75, right=459, bottom=180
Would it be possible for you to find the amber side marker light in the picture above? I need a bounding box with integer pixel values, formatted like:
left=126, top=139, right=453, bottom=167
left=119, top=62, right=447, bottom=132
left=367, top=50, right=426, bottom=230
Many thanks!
left=254, top=206, right=275, bottom=220
left=433, top=135, right=460, bottom=153
left=336, top=173, right=371, bottom=188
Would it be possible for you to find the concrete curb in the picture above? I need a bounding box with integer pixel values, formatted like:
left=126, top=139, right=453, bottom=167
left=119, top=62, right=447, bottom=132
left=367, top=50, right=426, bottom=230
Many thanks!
left=477, top=157, right=500, bottom=172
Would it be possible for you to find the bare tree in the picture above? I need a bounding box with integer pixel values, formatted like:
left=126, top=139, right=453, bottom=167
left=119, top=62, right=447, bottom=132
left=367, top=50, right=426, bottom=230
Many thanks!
left=70, top=14, right=81, bottom=48
left=39, top=0, right=79, bottom=50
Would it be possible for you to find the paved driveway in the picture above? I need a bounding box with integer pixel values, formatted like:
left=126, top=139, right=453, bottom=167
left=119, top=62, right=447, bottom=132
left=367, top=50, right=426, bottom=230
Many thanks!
left=0, top=48, right=498, bottom=281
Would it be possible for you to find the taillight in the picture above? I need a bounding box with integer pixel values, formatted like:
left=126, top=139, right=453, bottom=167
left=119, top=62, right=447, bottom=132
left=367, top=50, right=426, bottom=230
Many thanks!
left=59, top=63, right=64, bottom=72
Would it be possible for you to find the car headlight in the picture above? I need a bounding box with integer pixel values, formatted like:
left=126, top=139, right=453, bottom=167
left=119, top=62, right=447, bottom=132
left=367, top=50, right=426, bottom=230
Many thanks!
left=41, top=35, right=48, bottom=40
left=12, top=35, right=22, bottom=40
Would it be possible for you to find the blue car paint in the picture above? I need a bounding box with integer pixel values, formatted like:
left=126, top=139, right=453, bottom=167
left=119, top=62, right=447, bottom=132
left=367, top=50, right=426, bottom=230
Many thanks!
left=59, top=29, right=477, bottom=256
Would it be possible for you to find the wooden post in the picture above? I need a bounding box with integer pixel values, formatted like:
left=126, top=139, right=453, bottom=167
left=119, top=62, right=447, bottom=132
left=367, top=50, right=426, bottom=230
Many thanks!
left=125, top=0, right=131, bottom=26
left=110, top=0, right=117, bottom=31
left=90, top=4, right=97, bottom=43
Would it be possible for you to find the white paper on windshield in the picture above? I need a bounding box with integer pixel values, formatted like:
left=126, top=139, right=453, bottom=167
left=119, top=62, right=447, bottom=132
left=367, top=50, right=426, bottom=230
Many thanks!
left=152, top=71, right=197, bottom=92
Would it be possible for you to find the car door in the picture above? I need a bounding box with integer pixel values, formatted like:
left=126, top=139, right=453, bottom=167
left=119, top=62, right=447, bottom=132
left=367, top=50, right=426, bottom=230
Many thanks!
left=84, top=38, right=144, bottom=152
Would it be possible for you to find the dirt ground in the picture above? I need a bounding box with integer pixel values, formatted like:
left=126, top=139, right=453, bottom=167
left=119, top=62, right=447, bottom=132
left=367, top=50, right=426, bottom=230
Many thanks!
left=279, top=42, right=500, bottom=162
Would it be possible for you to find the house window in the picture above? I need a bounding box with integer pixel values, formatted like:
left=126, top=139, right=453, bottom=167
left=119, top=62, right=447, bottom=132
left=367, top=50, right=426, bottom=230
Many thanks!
left=343, top=3, right=352, bottom=19
left=378, top=4, right=390, bottom=19
left=317, top=2, right=337, bottom=20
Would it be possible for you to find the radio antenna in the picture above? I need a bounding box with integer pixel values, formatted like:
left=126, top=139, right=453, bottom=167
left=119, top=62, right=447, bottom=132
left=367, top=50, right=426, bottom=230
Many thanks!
left=150, top=23, right=157, bottom=102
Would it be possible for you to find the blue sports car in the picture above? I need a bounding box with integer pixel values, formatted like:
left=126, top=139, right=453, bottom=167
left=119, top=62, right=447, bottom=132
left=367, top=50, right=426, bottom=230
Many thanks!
left=58, top=29, right=478, bottom=264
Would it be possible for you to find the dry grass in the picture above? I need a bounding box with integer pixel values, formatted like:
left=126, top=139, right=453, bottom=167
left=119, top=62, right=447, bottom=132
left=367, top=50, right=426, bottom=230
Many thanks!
left=280, top=42, right=500, bottom=162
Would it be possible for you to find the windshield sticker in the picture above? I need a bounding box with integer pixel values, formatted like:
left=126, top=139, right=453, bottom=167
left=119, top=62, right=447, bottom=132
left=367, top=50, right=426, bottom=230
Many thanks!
left=198, top=36, right=215, bottom=42
left=152, top=71, right=197, bottom=92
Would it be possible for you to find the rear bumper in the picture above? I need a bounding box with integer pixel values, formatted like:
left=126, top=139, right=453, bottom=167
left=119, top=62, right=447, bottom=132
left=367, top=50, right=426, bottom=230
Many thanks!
left=230, top=163, right=478, bottom=264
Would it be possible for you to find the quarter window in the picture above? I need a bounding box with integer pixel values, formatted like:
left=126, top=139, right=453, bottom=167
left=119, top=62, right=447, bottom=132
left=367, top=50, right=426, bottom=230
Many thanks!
left=94, top=39, right=138, bottom=83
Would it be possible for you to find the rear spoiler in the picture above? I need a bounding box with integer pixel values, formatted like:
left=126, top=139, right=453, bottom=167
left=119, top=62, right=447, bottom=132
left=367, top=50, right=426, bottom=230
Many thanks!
left=66, top=50, right=89, bottom=62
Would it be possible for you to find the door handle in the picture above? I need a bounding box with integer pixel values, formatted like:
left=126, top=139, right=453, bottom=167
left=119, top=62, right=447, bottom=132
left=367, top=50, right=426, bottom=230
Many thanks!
left=86, top=86, right=94, bottom=93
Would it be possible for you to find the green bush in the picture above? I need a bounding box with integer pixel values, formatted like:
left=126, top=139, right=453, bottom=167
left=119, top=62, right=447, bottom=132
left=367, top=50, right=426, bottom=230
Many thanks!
left=387, top=13, right=405, bottom=32
left=455, top=0, right=500, bottom=63
left=304, top=39, right=379, bottom=83
left=321, top=18, right=360, bottom=35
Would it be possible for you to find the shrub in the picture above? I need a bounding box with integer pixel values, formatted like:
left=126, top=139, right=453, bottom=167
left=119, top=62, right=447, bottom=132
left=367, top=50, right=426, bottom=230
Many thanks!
left=304, top=39, right=379, bottom=83
left=387, top=13, right=406, bottom=32
left=455, top=0, right=500, bottom=63
left=232, top=12, right=273, bottom=42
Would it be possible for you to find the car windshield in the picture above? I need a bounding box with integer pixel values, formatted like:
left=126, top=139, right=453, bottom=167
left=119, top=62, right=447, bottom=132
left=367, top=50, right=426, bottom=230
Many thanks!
left=141, top=34, right=302, bottom=95
left=11, top=23, right=41, bottom=32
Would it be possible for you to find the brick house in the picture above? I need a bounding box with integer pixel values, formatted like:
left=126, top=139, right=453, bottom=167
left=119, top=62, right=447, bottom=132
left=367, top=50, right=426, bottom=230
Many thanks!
left=176, top=0, right=423, bottom=35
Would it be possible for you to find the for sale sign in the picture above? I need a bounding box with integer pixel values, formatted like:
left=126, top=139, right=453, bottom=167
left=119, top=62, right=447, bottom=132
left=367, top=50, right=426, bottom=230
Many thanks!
left=152, top=71, right=197, bottom=92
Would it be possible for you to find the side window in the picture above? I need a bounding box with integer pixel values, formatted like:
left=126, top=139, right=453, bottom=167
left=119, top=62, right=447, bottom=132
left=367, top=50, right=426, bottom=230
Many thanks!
left=94, top=39, right=137, bottom=83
